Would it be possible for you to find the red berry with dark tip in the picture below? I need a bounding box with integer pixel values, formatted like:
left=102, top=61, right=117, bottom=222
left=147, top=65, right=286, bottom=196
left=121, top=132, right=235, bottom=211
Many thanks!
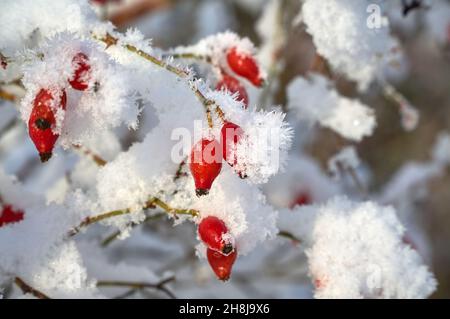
left=0, top=205, right=24, bottom=227
left=207, top=248, right=237, bottom=281
left=69, top=52, right=91, bottom=91
left=28, top=88, right=66, bottom=162
left=226, top=47, right=263, bottom=87
left=190, top=138, right=222, bottom=196
left=199, top=216, right=234, bottom=254
left=216, top=74, right=249, bottom=108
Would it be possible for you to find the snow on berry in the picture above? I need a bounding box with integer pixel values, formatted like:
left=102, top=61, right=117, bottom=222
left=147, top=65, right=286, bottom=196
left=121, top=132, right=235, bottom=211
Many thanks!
left=220, top=121, right=243, bottom=168
left=198, top=216, right=234, bottom=255
left=216, top=74, right=249, bottom=108
left=206, top=90, right=293, bottom=184
left=287, top=74, right=376, bottom=142
left=69, top=52, right=91, bottom=91
left=170, top=31, right=266, bottom=85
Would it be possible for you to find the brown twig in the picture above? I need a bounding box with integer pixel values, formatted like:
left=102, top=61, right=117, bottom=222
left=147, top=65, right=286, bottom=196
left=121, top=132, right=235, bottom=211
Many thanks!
left=97, top=275, right=176, bottom=299
left=72, top=144, right=107, bottom=166
left=101, top=212, right=165, bottom=246
left=14, top=277, right=50, bottom=299
left=278, top=230, right=301, bottom=245
left=0, top=89, right=17, bottom=102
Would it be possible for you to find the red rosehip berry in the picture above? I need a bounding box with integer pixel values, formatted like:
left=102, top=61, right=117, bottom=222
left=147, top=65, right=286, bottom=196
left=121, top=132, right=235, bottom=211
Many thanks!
left=226, top=47, right=263, bottom=87
left=207, top=248, right=237, bottom=281
left=290, top=192, right=312, bottom=208
left=0, top=205, right=24, bottom=227
left=69, top=52, right=91, bottom=91
left=190, top=138, right=222, bottom=196
left=199, top=216, right=234, bottom=255
left=216, top=74, right=249, bottom=109
left=28, top=88, right=67, bottom=162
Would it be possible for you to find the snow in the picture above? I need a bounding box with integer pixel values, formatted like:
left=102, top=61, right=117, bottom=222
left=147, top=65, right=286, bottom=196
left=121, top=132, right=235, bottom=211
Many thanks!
left=306, top=197, right=437, bottom=299
left=301, top=0, right=401, bottom=91
left=287, top=74, right=376, bottom=141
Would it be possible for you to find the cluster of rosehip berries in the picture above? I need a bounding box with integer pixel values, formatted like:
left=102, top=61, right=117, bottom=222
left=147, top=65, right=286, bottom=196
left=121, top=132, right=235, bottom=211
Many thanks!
left=190, top=47, right=263, bottom=197
left=191, top=48, right=263, bottom=280
left=29, top=52, right=91, bottom=162
left=216, top=46, right=263, bottom=110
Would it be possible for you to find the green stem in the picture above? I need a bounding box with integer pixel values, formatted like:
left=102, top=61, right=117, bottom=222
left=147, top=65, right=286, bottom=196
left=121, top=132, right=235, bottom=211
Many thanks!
left=69, top=197, right=198, bottom=237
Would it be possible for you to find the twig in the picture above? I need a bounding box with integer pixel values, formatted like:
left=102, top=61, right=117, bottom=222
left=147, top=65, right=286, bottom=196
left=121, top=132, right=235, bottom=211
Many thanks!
left=173, top=159, right=188, bottom=182
left=336, top=161, right=368, bottom=199
left=165, top=52, right=211, bottom=63
left=0, top=89, right=17, bottom=102
left=14, top=277, right=50, bottom=299
left=94, top=33, right=226, bottom=128
left=97, top=276, right=176, bottom=299
left=72, top=144, right=107, bottom=166
left=69, top=197, right=198, bottom=237
left=101, top=212, right=165, bottom=246
left=278, top=230, right=301, bottom=244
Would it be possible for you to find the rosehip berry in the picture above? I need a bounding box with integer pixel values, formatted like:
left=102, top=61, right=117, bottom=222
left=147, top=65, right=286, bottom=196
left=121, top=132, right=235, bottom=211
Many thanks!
left=226, top=47, right=263, bottom=87
left=69, top=52, right=91, bottom=91
left=28, top=88, right=67, bottom=162
left=207, top=248, right=237, bottom=281
left=290, top=192, right=312, bottom=208
left=190, top=138, right=222, bottom=196
left=0, top=205, right=24, bottom=227
left=216, top=74, right=249, bottom=108
left=199, top=216, right=234, bottom=255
